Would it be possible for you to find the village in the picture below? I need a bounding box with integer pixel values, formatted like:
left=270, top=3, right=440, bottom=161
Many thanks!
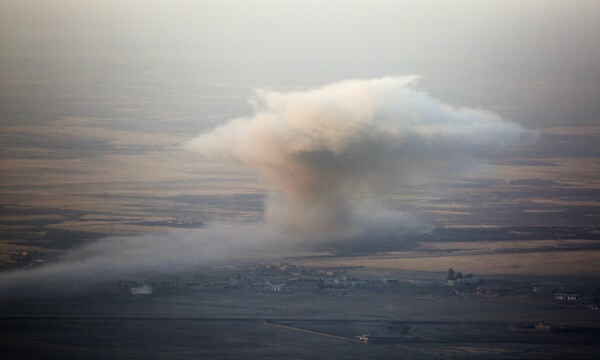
left=101, top=261, right=599, bottom=311
left=2, top=250, right=600, bottom=357
left=3, top=248, right=598, bottom=311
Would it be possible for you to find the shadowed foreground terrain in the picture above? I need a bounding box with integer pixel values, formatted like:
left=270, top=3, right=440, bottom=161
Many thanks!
left=2, top=284, right=600, bottom=360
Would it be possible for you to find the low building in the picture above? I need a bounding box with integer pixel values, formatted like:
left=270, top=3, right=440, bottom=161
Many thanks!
left=130, top=285, right=153, bottom=295
left=553, top=293, right=580, bottom=302
left=457, top=277, right=481, bottom=286
left=286, top=277, right=323, bottom=291
left=351, top=281, right=369, bottom=289
left=532, top=284, right=553, bottom=295
left=270, top=284, right=287, bottom=292
left=534, top=322, right=552, bottom=332
left=476, top=283, right=512, bottom=296
left=511, top=322, right=553, bottom=333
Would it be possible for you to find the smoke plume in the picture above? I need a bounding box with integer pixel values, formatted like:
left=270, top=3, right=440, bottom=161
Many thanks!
left=186, top=76, right=528, bottom=239
left=0, top=76, right=531, bottom=298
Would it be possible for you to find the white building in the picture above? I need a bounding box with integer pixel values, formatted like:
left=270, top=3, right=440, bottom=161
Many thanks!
left=130, top=285, right=153, bottom=295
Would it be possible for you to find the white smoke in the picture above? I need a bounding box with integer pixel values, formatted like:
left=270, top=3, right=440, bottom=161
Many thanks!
left=0, top=223, right=290, bottom=298
left=186, top=76, right=529, bottom=239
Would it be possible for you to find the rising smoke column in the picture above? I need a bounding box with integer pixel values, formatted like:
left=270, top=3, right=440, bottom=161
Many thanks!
left=186, top=76, right=529, bottom=239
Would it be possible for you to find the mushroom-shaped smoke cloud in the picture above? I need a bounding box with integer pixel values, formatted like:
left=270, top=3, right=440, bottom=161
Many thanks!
left=186, top=76, right=529, bottom=240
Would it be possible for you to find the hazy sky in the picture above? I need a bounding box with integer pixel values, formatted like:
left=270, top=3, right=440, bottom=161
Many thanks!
left=2, top=0, right=600, bottom=64
left=2, top=0, right=599, bottom=128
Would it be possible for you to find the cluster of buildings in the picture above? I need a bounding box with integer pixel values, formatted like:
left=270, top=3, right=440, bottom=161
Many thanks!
left=20, top=258, right=591, bottom=309
left=222, top=262, right=346, bottom=293
left=113, top=262, right=426, bottom=296
left=240, top=263, right=444, bottom=293
left=114, top=262, right=456, bottom=297
left=112, top=262, right=598, bottom=308
left=0, top=250, right=45, bottom=270
left=445, top=268, right=595, bottom=306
